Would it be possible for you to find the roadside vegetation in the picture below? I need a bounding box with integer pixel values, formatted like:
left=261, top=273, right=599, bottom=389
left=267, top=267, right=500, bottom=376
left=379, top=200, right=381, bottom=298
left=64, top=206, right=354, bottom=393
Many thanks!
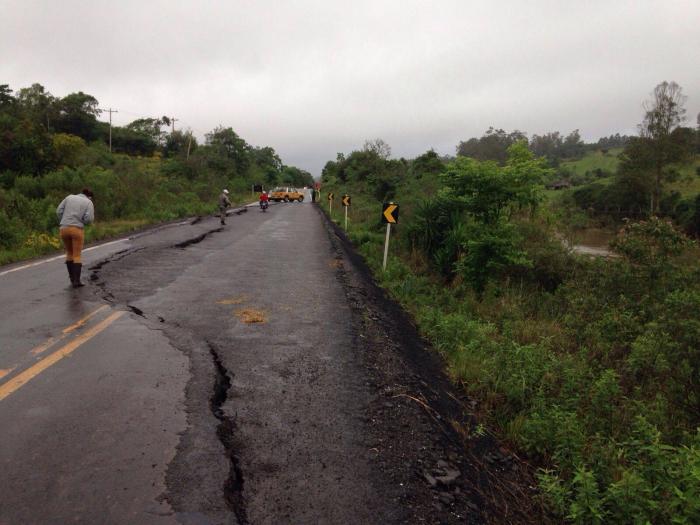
left=0, top=82, right=313, bottom=265
left=321, top=82, right=700, bottom=523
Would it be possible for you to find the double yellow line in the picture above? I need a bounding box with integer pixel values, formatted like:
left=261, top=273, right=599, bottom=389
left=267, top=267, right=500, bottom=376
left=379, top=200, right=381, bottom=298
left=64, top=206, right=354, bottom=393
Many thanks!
left=0, top=306, right=124, bottom=402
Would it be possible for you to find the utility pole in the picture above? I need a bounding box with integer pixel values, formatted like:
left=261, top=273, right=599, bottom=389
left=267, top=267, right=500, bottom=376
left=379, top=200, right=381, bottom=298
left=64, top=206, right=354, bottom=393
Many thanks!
left=104, top=108, right=118, bottom=152
left=186, top=132, right=192, bottom=159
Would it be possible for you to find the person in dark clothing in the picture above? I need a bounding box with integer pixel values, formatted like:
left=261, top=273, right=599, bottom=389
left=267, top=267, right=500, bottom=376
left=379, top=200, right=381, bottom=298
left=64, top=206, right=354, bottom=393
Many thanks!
left=56, top=188, right=94, bottom=288
left=219, top=189, right=231, bottom=225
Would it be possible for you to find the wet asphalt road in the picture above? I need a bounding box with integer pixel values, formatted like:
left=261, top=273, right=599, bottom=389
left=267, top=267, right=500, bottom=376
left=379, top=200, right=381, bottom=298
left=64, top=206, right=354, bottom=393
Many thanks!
left=0, top=194, right=401, bottom=524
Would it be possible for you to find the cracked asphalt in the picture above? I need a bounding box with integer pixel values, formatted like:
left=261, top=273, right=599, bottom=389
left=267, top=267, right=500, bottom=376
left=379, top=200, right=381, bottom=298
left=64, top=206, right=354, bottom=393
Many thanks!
left=0, top=196, right=539, bottom=524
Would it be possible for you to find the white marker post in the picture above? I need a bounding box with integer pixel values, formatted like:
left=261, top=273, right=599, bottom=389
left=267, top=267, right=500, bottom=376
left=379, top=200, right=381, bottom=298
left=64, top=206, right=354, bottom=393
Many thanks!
left=344, top=204, right=348, bottom=230
left=381, top=202, right=398, bottom=271
left=382, top=223, right=391, bottom=271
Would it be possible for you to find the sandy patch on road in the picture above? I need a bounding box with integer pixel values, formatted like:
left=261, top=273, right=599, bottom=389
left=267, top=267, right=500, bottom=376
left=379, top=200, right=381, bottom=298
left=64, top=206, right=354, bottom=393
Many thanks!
left=234, top=308, right=267, bottom=324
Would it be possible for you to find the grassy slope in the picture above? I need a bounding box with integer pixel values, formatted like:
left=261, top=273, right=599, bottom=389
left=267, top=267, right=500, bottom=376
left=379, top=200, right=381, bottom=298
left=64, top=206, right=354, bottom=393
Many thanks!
left=561, top=148, right=700, bottom=197
left=560, top=148, right=623, bottom=176
left=322, top=170, right=700, bottom=523
left=0, top=155, right=251, bottom=267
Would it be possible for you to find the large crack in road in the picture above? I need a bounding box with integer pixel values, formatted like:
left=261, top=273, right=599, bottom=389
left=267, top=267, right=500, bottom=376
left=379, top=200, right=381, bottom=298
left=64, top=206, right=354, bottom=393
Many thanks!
left=88, top=223, right=243, bottom=524
left=208, top=341, right=248, bottom=525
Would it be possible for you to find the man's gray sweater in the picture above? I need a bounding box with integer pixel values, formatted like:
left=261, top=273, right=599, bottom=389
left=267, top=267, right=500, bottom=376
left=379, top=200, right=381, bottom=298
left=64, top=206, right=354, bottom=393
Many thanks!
left=56, top=193, right=95, bottom=228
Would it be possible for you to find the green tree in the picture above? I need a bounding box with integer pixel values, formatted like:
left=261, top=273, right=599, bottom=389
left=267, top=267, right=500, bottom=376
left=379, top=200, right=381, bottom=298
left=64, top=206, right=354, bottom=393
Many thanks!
left=54, top=91, right=101, bottom=141
left=205, top=126, right=251, bottom=174
left=0, top=115, right=52, bottom=174
left=444, top=141, right=547, bottom=224
left=250, top=146, right=282, bottom=185
left=635, top=81, right=694, bottom=214
left=410, top=142, right=550, bottom=291
left=16, top=83, right=58, bottom=131
left=0, top=84, right=14, bottom=108
left=280, top=166, right=314, bottom=188
left=52, top=133, right=86, bottom=167
left=457, top=127, right=528, bottom=165
left=410, top=149, right=444, bottom=179
left=125, top=117, right=168, bottom=146
left=363, top=138, right=391, bottom=160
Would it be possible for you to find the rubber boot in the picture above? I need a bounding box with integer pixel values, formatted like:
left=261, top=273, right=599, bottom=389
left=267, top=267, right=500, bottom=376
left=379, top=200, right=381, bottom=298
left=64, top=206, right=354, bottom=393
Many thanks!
left=65, top=261, right=74, bottom=285
left=71, top=263, right=85, bottom=288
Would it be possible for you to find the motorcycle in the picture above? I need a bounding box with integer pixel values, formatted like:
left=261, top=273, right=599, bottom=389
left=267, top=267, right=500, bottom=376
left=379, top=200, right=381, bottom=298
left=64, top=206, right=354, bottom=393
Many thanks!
left=259, top=199, right=269, bottom=212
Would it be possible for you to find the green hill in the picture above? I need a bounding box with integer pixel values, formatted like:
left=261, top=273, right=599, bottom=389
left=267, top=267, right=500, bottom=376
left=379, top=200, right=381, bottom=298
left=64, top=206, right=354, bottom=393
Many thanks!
left=560, top=148, right=700, bottom=197
left=560, top=147, right=623, bottom=177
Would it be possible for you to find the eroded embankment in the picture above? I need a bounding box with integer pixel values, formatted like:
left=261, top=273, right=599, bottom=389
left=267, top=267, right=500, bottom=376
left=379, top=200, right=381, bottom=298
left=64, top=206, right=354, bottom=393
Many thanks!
left=316, top=205, right=544, bottom=524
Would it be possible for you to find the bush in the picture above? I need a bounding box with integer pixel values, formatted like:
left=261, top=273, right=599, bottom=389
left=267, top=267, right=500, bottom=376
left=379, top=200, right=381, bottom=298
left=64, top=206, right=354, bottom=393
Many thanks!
left=0, top=208, right=26, bottom=249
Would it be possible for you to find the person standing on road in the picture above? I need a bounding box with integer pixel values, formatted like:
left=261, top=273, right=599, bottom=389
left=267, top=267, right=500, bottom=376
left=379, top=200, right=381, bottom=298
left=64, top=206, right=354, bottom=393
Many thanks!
left=219, top=189, right=231, bottom=225
left=56, top=188, right=94, bottom=288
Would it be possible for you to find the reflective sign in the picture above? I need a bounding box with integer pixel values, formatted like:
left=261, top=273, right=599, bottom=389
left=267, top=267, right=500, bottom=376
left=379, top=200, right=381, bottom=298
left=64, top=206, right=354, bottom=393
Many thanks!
left=382, top=202, right=399, bottom=224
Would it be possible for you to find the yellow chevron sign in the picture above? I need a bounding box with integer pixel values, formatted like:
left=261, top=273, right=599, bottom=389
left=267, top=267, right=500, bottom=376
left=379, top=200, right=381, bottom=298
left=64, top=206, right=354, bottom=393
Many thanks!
left=342, top=195, right=351, bottom=207
left=327, top=192, right=334, bottom=201
left=382, top=203, right=399, bottom=224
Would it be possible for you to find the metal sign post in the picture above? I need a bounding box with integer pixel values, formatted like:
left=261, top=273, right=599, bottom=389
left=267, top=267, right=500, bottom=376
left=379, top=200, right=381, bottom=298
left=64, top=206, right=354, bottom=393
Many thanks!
left=342, top=194, right=351, bottom=230
left=382, top=223, right=391, bottom=271
left=381, top=202, right=399, bottom=271
left=328, top=192, right=334, bottom=216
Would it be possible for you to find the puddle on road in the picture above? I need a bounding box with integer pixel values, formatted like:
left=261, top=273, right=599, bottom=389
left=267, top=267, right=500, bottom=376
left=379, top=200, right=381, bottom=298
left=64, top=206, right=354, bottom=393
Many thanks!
left=234, top=308, right=268, bottom=324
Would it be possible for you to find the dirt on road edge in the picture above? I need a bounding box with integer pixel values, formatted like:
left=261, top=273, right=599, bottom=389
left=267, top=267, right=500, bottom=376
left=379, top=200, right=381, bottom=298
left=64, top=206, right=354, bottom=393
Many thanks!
left=316, top=205, right=546, bottom=524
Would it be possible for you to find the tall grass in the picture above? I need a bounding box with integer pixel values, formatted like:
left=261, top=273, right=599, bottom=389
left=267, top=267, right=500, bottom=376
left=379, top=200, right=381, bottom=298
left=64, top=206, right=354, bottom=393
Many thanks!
left=323, top=176, right=700, bottom=523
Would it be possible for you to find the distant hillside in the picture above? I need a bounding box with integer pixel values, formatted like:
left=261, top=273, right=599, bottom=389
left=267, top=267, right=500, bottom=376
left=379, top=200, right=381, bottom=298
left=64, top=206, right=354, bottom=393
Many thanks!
left=560, top=148, right=623, bottom=177
left=556, top=148, right=700, bottom=197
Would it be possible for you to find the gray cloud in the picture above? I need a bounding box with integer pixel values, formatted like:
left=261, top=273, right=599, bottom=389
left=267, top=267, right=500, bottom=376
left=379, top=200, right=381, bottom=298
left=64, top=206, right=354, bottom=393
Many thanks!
left=2, top=0, right=699, bottom=175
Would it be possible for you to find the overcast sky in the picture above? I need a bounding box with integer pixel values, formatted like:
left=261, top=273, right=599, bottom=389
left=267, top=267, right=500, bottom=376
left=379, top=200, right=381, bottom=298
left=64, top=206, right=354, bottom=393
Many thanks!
left=2, top=0, right=699, bottom=175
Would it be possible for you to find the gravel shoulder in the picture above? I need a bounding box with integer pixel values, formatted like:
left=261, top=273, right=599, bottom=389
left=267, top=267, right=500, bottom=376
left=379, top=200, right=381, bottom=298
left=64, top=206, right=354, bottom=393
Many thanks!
left=316, top=205, right=543, bottom=524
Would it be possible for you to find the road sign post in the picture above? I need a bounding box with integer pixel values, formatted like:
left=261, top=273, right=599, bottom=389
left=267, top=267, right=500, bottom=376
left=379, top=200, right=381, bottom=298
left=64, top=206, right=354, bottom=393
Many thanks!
left=381, top=202, right=399, bottom=271
left=328, top=192, right=334, bottom=215
left=342, top=194, right=351, bottom=230
left=382, top=223, right=391, bottom=270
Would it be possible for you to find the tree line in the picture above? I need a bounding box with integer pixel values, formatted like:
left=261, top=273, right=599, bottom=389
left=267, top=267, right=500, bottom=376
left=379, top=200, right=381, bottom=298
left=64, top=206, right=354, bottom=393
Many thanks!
left=0, top=82, right=313, bottom=262
left=456, top=127, right=632, bottom=167
left=0, top=82, right=313, bottom=187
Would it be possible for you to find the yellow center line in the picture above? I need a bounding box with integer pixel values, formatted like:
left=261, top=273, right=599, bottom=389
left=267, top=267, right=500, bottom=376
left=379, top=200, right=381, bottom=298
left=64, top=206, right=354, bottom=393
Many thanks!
left=0, top=311, right=124, bottom=402
left=29, top=305, right=110, bottom=356
left=30, top=337, right=56, bottom=356
left=63, top=304, right=110, bottom=334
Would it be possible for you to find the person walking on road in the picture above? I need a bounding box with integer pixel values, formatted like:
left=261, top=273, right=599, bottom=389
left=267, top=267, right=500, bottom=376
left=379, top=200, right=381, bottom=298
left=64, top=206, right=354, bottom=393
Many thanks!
left=219, top=189, right=231, bottom=225
left=56, top=188, right=94, bottom=288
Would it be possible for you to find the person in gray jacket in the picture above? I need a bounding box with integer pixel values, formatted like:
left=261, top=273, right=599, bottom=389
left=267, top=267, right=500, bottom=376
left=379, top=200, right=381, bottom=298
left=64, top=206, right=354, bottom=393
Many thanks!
left=56, top=188, right=94, bottom=287
left=219, top=189, right=231, bottom=225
